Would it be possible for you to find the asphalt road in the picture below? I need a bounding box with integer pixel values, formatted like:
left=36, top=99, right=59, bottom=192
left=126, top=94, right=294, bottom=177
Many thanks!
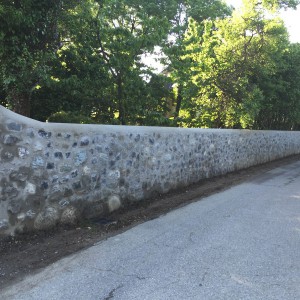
left=1, top=161, right=300, bottom=300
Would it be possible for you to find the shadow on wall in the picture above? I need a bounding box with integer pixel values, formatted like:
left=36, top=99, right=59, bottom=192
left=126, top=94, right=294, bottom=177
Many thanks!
left=1, top=105, right=300, bottom=236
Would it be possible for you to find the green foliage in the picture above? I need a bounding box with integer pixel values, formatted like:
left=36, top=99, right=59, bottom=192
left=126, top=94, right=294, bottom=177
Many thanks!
left=158, top=0, right=232, bottom=126
left=47, top=111, right=94, bottom=124
left=260, top=0, right=299, bottom=9
left=254, top=43, right=300, bottom=129
left=175, top=0, right=300, bottom=129
left=1, top=0, right=300, bottom=129
left=0, top=0, right=68, bottom=115
left=35, top=0, right=179, bottom=125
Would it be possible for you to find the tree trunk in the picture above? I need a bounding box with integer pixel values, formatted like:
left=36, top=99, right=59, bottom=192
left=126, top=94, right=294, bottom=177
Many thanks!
left=117, top=74, right=126, bottom=125
left=9, top=89, right=31, bottom=117
left=175, top=84, right=183, bottom=119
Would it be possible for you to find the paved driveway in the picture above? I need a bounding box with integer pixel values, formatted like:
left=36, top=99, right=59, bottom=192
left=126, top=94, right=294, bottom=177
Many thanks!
left=1, top=161, right=300, bottom=300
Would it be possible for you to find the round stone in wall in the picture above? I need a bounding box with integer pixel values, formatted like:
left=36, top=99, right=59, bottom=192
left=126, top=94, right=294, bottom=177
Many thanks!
left=61, top=207, right=78, bottom=225
left=0, top=219, right=9, bottom=230
left=34, top=207, right=59, bottom=230
left=108, top=195, right=121, bottom=212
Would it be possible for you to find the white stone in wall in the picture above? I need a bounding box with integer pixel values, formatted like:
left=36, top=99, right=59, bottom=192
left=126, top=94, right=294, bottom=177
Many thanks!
left=163, top=154, right=172, bottom=162
left=25, top=182, right=36, bottom=195
left=190, top=138, right=197, bottom=146
left=108, top=195, right=121, bottom=212
left=18, top=147, right=29, bottom=158
left=33, top=141, right=44, bottom=151
left=0, top=219, right=8, bottom=230
left=107, top=170, right=120, bottom=181
left=83, top=166, right=91, bottom=175
left=143, top=147, right=151, bottom=156
left=26, top=210, right=36, bottom=219
left=17, top=213, right=26, bottom=221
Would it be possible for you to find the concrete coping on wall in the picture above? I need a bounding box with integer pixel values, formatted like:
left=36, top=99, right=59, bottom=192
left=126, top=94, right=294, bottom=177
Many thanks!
left=1, top=104, right=246, bottom=134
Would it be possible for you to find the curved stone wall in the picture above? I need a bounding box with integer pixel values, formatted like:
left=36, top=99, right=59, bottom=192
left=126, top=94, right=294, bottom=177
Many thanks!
left=1, top=105, right=300, bottom=236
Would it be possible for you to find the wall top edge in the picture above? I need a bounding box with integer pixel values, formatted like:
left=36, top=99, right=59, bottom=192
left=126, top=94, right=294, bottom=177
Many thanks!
left=0, top=105, right=42, bottom=126
left=1, top=105, right=299, bottom=134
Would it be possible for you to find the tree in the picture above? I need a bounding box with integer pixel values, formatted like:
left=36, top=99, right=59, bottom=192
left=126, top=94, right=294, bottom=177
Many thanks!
left=180, top=0, right=299, bottom=128
left=0, top=0, right=68, bottom=116
left=16, top=0, right=178, bottom=124
left=161, top=0, right=231, bottom=123
left=83, top=0, right=178, bottom=124
left=254, top=42, right=300, bottom=129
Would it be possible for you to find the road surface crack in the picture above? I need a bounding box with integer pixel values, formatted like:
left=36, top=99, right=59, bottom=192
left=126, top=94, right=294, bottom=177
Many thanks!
left=95, top=267, right=147, bottom=281
left=102, top=284, right=123, bottom=300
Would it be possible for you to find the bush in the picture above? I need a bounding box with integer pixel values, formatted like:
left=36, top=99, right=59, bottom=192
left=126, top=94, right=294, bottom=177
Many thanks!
left=46, top=111, right=95, bottom=124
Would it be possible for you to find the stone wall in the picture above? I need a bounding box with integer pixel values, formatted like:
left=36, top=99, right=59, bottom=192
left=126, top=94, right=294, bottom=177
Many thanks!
left=1, top=105, right=300, bottom=236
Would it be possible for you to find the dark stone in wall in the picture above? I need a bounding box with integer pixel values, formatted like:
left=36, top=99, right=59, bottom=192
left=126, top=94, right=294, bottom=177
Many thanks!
left=26, top=130, right=35, bottom=138
left=134, top=134, right=141, bottom=142
left=80, top=137, right=90, bottom=146
left=71, top=170, right=78, bottom=178
left=47, top=163, right=55, bottom=170
left=7, top=198, right=21, bottom=214
left=9, top=167, right=31, bottom=183
left=26, top=193, right=43, bottom=209
left=1, top=149, right=15, bottom=161
left=3, top=134, right=20, bottom=145
left=120, top=178, right=126, bottom=186
left=47, top=188, right=63, bottom=202
left=91, top=173, right=99, bottom=183
left=1, top=184, right=18, bottom=200
left=52, top=176, right=59, bottom=184
left=7, top=122, right=22, bottom=131
left=72, top=181, right=82, bottom=190
left=64, top=188, right=74, bottom=197
left=83, top=200, right=104, bottom=219
left=81, top=175, right=91, bottom=189
left=38, top=130, right=52, bottom=139
left=41, top=182, right=49, bottom=190
left=54, top=152, right=63, bottom=159
left=60, top=165, right=72, bottom=173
